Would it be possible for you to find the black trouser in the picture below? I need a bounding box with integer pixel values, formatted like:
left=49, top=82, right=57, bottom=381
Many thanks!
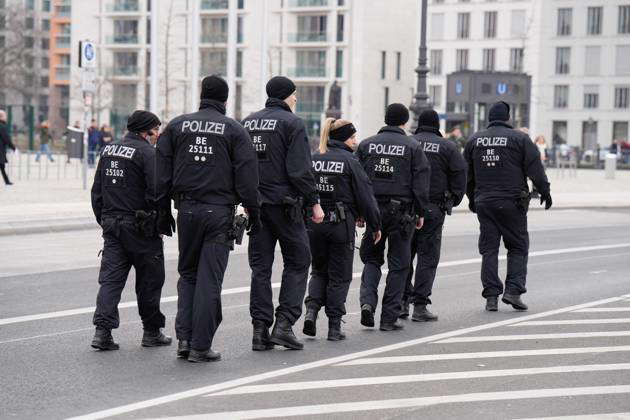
left=304, top=213, right=355, bottom=320
left=93, top=216, right=166, bottom=331
left=175, top=201, right=232, bottom=352
left=248, top=204, right=311, bottom=327
left=1, top=163, right=10, bottom=184
left=360, top=203, right=414, bottom=324
left=403, top=202, right=445, bottom=305
left=476, top=199, right=529, bottom=298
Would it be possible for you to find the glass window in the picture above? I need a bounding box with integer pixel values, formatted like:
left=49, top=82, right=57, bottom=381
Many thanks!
left=42, top=0, right=51, bottom=12
left=484, top=11, right=497, bottom=38
left=335, top=49, right=343, bottom=78
left=554, top=85, right=569, bottom=108
left=511, top=10, right=526, bottom=37
left=584, top=46, right=601, bottom=76
left=294, top=49, right=326, bottom=77
left=456, top=49, right=468, bottom=71
left=552, top=121, right=568, bottom=145
left=457, top=13, right=470, bottom=39
left=381, top=51, right=386, bottom=79
left=582, top=121, right=598, bottom=151
left=296, top=15, right=327, bottom=41
left=384, top=87, right=389, bottom=111
left=615, top=45, right=630, bottom=75
left=429, top=85, right=442, bottom=107
left=395, top=52, right=401, bottom=80
left=587, top=7, right=603, bottom=35
left=41, top=18, right=50, bottom=30
left=25, top=17, right=34, bottom=29
left=238, top=0, right=245, bottom=9
left=619, top=5, right=630, bottom=34
left=557, top=8, right=572, bottom=36
left=237, top=16, right=244, bottom=43
left=583, top=85, right=599, bottom=109
left=430, top=13, right=444, bottom=40
left=613, top=122, right=629, bottom=144
left=482, top=49, right=495, bottom=71
left=430, top=50, right=442, bottom=75
left=235, top=84, right=243, bottom=120
left=614, top=86, right=630, bottom=108
left=201, top=17, right=228, bottom=43
left=236, top=50, right=243, bottom=77
left=510, top=48, right=524, bottom=72
left=555, top=47, right=570, bottom=74
left=201, top=50, right=227, bottom=76
left=41, top=38, right=49, bottom=50
left=337, top=14, right=344, bottom=42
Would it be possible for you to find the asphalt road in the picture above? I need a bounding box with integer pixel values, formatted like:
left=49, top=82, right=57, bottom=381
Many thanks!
left=1, top=208, right=630, bottom=420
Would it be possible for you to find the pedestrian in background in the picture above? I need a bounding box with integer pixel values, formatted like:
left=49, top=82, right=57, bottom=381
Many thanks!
left=100, top=124, right=114, bottom=149
left=88, top=119, right=101, bottom=167
left=35, top=121, right=54, bottom=163
left=447, top=127, right=467, bottom=153
left=90, top=110, right=171, bottom=351
left=534, top=135, right=548, bottom=167
left=357, top=104, right=430, bottom=332
left=157, top=75, right=260, bottom=363
left=400, top=110, right=467, bottom=322
left=465, top=102, right=552, bottom=312
left=243, top=76, right=325, bottom=352
left=302, top=118, right=381, bottom=341
left=0, top=110, right=16, bottom=185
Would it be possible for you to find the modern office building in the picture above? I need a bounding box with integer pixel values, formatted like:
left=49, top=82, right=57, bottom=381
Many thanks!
left=49, top=0, right=72, bottom=133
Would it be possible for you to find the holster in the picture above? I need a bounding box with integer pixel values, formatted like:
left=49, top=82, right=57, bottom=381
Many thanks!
left=516, top=190, right=531, bottom=212
left=282, top=196, right=304, bottom=224
left=334, top=201, right=346, bottom=222
left=134, top=210, right=158, bottom=238
left=441, top=191, right=455, bottom=216
left=399, top=213, right=419, bottom=238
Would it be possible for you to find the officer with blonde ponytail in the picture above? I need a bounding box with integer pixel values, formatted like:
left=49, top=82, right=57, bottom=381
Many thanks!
left=302, top=118, right=381, bottom=341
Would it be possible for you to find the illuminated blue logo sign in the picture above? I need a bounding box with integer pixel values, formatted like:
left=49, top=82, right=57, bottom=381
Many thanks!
left=84, top=43, right=95, bottom=61
left=455, top=81, right=463, bottom=95
left=497, top=83, right=508, bottom=95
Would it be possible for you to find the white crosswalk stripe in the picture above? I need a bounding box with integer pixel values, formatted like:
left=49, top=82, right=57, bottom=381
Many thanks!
left=435, top=331, right=630, bottom=344
left=574, top=308, right=630, bottom=313
left=512, top=318, right=630, bottom=326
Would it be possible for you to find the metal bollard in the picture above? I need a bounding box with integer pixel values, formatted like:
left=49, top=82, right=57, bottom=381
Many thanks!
left=605, top=154, right=617, bottom=180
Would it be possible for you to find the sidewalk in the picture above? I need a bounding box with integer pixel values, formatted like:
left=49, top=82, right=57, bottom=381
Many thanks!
left=1, top=168, right=629, bottom=236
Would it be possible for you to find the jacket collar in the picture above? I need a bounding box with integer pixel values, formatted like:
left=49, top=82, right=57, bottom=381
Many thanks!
left=199, top=99, right=227, bottom=115
left=327, top=139, right=353, bottom=153
left=124, top=132, right=149, bottom=144
left=377, top=126, right=406, bottom=136
left=265, top=97, right=293, bottom=113
left=416, top=126, right=443, bottom=137
left=488, top=121, right=513, bottom=129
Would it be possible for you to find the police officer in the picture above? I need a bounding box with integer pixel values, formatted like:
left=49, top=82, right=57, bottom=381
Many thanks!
left=464, top=101, right=552, bottom=312
left=302, top=118, right=381, bottom=341
left=400, top=110, right=467, bottom=322
left=357, top=104, right=431, bottom=331
left=156, top=75, right=260, bottom=362
left=243, top=76, right=325, bottom=351
left=91, top=110, right=171, bottom=350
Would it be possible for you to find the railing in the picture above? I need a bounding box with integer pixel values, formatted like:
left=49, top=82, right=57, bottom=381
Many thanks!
left=289, top=0, right=328, bottom=7
left=109, top=66, right=139, bottom=77
left=55, top=66, right=70, bottom=80
left=201, top=33, right=228, bottom=43
left=201, top=0, right=229, bottom=10
left=4, top=151, right=96, bottom=181
left=286, top=67, right=327, bottom=77
left=106, top=34, right=139, bottom=44
left=287, top=32, right=328, bottom=42
left=55, top=35, right=71, bottom=48
left=106, top=0, right=140, bottom=12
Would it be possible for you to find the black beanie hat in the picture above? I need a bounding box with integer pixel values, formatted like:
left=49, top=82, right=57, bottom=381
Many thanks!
left=201, top=75, right=229, bottom=102
left=488, top=101, right=510, bottom=122
left=385, top=103, right=410, bottom=126
left=127, top=110, right=160, bottom=133
left=266, top=76, right=296, bottom=100
left=418, top=109, right=440, bottom=130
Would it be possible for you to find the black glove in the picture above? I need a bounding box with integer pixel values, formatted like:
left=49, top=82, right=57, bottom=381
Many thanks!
left=157, top=207, right=176, bottom=236
left=540, top=192, right=553, bottom=210
left=246, top=208, right=262, bottom=235
left=468, top=200, right=476, bottom=213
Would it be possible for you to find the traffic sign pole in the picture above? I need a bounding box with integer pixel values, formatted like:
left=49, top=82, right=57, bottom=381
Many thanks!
left=79, top=40, right=97, bottom=190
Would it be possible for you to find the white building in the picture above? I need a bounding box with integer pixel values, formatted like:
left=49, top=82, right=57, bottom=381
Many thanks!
left=426, top=0, right=630, bottom=152
left=70, top=0, right=419, bottom=141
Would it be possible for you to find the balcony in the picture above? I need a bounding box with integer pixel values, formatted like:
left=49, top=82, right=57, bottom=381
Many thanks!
left=201, top=33, right=228, bottom=43
left=109, top=66, right=139, bottom=77
left=55, top=66, right=70, bottom=80
left=288, top=32, right=328, bottom=42
left=201, top=0, right=228, bottom=10
left=55, top=35, right=70, bottom=49
left=106, top=34, right=139, bottom=44
left=106, top=0, right=139, bottom=12
left=288, top=0, right=328, bottom=7
left=286, top=67, right=327, bottom=78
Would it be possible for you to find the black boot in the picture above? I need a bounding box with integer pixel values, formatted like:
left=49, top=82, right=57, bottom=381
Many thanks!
left=270, top=316, right=303, bottom=350
left=252, top=320, right=274, bottom=351
left=399, top=298, right=410, bottom=319
left=188, top=349, right=221, bottom=363
left=177, top=340, right=191, bottom=359
left=327, top=318, right=346, bottom=341
left=411, top=305, right=438, bottom=322
left=486, top=296, right=498, bottom=312
left=141, top=329, right=172, bottom=347
left=502, top=294, right=528, bottom=311
left=360, top=304, right=375, bottom=327
left=379, top=319, right=405, bottom=331
left=91, top=327, right=119, bottom=351
left=302, top=307, right=319, bottom=337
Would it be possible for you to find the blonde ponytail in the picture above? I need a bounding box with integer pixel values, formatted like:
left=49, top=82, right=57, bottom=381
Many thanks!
left=319, top=118, right=336, bottom=154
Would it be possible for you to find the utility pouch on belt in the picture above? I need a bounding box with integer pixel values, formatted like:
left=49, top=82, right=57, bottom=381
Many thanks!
left=135, top=210, right=158, bottom=238
left=400, top=213, right=419, bottom=237
left=517, top=190, right=531, bottom=212
left=282, top=196, right=303, bottom=223
left=334, top=202, right=346, bottom=222
left=388, top=199, right=402, bottom=216
left=230, top=214, right=248, bottom=246
left=441, top=191, right=454, bottom=216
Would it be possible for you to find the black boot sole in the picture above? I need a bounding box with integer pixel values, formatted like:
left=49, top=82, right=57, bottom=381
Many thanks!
left=91, top=341, right=119, bottom=351
left=502, top=297, right=528, bottom=311
left=327, top=334, right=346, bottom=341
left=141, top=339, right=173, bottom=347
left=412, top=315, right=438, bottom=322
left=252, top=342, right=274, bottom=351
left=361, top=308, right=375, bottom=327
left=270, top=336, right=303, bottom=350
left=177, top=350, right=190, bottom=359
left=302, top=319, right=317, bottom=337
left=187, top=354, right=221, bottom=363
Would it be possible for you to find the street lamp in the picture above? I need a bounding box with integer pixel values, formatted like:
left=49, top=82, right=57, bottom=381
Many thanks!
left=410, top=0, right=431, bottom=132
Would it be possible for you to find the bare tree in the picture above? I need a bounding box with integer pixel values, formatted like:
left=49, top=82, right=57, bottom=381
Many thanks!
left=162, top=0, right=177, bottom=122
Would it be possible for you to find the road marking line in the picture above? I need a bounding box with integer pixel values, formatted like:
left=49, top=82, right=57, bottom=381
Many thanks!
left=512, top=318, right=630, bottom=326
left=209, top=363, right=630, bottom=396
left=517, top=413, right=630, bottom=420
left=66, top=294, right=625, bottom=420
left=5, top=242, right=629, bottom=327
left=0, top=283, right=280, bottom=327
left=435, top=331, right=630, bottom=344
left=574, top=308, right=630, bottom=313
left=155, top=386, right=630, bottom=419
left=336, top=345, right=630, bottom=366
